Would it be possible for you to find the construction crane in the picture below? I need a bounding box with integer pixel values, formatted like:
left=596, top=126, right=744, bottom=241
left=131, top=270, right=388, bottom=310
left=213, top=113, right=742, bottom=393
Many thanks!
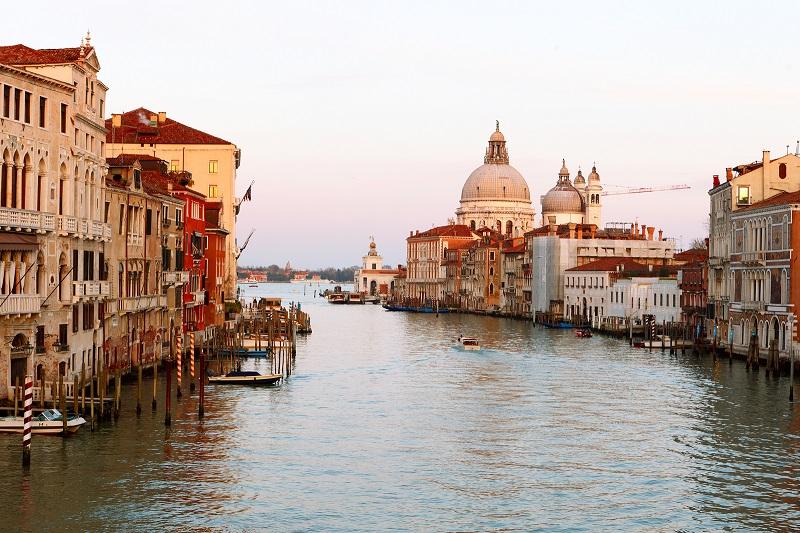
left=235, top=229, right=255, bottom=259
left=601, top=184, right=690, bottom=196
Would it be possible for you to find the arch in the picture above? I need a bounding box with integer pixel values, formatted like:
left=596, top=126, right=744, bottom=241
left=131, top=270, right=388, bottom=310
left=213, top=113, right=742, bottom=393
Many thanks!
left=369, top=279, right=377, bottom=295
left=35, top=251, right=45, bottom=296
left=20, top=152, right=31, bottom=209
left=470, top=220, right=476, bottom=231
left=11, top=332, right=28, bottom=348
left=506, top=220, right=513, bottom=236
left=37, top=158, right=46, bottom=211
left=779, top=162, right=787, bottom=179
left=58, top=163, right=67, bottom=215
left=58, top=252, right=69, bottom=302
left=495, top=220, right=502, bottom=234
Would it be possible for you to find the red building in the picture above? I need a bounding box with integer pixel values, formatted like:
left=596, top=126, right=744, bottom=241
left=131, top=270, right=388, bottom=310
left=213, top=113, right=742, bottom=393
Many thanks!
left=676, top=246, right=709, bottom=335
left=204, top=201, right=228, bottom=332
left=175, top=183, right=207, bottom=336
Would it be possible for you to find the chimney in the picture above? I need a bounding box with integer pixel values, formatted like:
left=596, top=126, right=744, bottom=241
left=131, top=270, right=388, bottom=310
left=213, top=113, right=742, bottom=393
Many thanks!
left=658, top=229, right=663, bottom=240
left=158, top=111, right=167, bottom=124
left=590, top=226, right=597, bottom=239
left=149, top=114, right=158, bottom=126
left=634, top=222, right=639, bottom=235
left=549, top=224, right=557, bottom=236
left=568, top=223, right=576, bottom=239
left=647, top=227, right=655, bottom=241
left=713, top=174, right=720, bottom=187
left=726, top=168, right=733, bottom=181
left=111, top=113, right=122, bottom=128
left=409, top=231, right=413, bottom=237
left=576, top=225, right=583, bottom=240
left=641, top=224, right=647, bottom=238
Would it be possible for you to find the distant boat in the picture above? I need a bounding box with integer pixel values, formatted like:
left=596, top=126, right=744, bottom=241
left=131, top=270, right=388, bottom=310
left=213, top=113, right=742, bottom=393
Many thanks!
left=575, top=329, right=592, bottom=338
left=208, top=371, right=282, bottom=385
left=0, top=409, right=86, bottom=434
left=458, top=335, right=480, bottom=351
left=347, top=293, right=363, bottom=304
left=328, top=293, right=347, bottom=304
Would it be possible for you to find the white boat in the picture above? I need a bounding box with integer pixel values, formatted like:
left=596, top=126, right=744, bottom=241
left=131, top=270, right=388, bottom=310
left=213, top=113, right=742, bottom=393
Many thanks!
left=208, top=371, right=282, bottom=385
left=0, top=409, right=86, bottom=434
left=459, top=336, right=480, bottom=351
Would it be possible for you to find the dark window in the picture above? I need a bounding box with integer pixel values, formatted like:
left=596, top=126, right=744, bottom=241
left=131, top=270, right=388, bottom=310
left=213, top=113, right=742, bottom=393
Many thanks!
left=99, top=252, right=106, bottom=281
left=72, top=249, right=79, bottom=283
left=13, top=88, right=21, bottom=120
left=39, top=96, right=46, bottom=127
left=72, top=304, right=79, bottom=333
left=60, top=103, right=67, bottom=133
left=23, top=91, right=31, bottom=123
left=35, top=326, right=44, bottom=350
left=59, top=324, right=67, bottom=346
left=780, top=163, right=787, bottom=179
left=2, top=85, right=9, bottom=117
left=83, top=250, right=90, bottom=281
left=145, top=208, right=152, bottom=235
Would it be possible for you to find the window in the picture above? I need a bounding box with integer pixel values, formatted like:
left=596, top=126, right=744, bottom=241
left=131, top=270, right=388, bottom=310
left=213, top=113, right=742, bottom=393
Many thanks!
left=39, top=96, right=46, bottom=127
left=13, top=88, right=21, bottom=120
left=99, top=98, right=104, bottom=117
left=209, top=160, right=218, bottom=174
left=145, top=208, right=152, bottom=235
left=780, top=163, right=787, bottom=179
left=118, top=204, right=124, bottom=235
left=208, top=184, right=219, bottom=198
left=60, top=103, right=68, bottom=133
left=737, top=185, right=750, bottom=205
left=2, top=85, right=9, bottom=117
left=170, top=160, right=180, bottom=172
left=176, top=208, right=183, bottom=226
left=23, top=91, right=31, bottom=123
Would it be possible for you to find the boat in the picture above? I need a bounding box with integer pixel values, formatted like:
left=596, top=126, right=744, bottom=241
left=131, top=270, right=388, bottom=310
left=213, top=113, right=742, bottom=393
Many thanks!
left=248, top=284, right=258, bottom=288
left=0, top=409, right=86, bottom=434
left=328, top=293, right=347, bottom=304
left=347, top=293, right=364, bottom=304
left=541, top=321, right=574, bottom=329
left=208, top=371, right=282, bottom=385
left=363, top=295, right=381, bottom=304
left=458, top=335, right=480, bottom=351
left=575, top=329, right=592, bottom=338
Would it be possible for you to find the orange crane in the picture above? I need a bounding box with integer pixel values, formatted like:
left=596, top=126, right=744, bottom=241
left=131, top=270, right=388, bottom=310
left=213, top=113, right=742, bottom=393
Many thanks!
left=601, top=184, right=690, bottom=196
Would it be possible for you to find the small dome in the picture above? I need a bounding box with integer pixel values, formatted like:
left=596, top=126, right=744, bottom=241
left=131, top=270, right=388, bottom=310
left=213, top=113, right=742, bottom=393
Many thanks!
left=559, top=158, right=569, bottom=178
left=541, top=181, right=585, bottom=214
left=489, top=130, right=505, bottom=142
left=573, top=168, right=586, bottom=186
left=588, top=165, right=600, bottom=184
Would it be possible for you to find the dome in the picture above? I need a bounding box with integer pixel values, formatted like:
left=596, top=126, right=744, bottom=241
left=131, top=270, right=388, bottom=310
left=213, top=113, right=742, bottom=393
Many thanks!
left=573, top=168, right=586, bottom=186
left=489, top=130, right=505, bottom=142
left=541, top=181, right=585, bottom=214
left=588, top=165, right=600, bottom=184
left=461, top=163, right=531, bottom=202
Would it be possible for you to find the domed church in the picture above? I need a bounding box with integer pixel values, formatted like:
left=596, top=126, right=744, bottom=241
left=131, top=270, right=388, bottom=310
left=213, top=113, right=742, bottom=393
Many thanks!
left=455, top=122, right=535, bottom=237
left=540, top=160, right=603, bottom=227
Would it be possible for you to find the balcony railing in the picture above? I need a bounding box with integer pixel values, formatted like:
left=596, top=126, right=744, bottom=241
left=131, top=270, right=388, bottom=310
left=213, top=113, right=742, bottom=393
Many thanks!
left=0, top=207, right=56, bottom=233
left=740, top=251, right=766, bottom=265
left=184, top=290, right=205, bottom=306
left=58, top=215, right=111, bottom=240
left=740, top=301, right=765, bottom=312
left=162, top=271, right=189, bottom=285
left=72, top=281, right=110, bottom=300
left=120, top=294, right=167, bottom=313
left=0, top=294, right=41, bottom=316
left=127, top=233, right=143, bottom=246
left=162, top=218, right=171, bottom=228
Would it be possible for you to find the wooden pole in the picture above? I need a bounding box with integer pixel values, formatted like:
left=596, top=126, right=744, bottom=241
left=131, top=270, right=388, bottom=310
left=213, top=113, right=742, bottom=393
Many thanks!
left=152, top=355, right=158, bottom=411
left=80, top=362, right=85, bottom=415
left=136, top=362, right=142, bottom=416
left=72, top=374, right=78, bottom=418
left=14, top=375, right=19, bottom=418
left=22, top=375, right=32, bottom=467
left=176, top=327, right=182, bottom=399
left=89, top=367, right=95, bottom=431
left=114, top=370, right=120, bottom=420
left=98, top=362, right=104, bottom=419
left=39, top=368, right=45, bottom=409
left=164, top=359, right=171, bottom=426
left=198, top=345, right=205, bottom=419
left=60, top=373, right=67, bottom=435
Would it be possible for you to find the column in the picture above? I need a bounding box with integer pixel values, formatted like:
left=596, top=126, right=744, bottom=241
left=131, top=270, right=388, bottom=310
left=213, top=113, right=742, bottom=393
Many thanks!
left=4, top=163, right=13, bottom=207
left=15, top=165, right=22, bottom=209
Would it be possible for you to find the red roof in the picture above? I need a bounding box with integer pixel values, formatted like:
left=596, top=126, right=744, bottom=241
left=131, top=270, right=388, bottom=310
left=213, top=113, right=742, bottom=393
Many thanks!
left=106, top=154, right=164, bottom=166
left=566, top=257, right=649, bottom=272
left=409, top=224, right=475, bottom=239
left=737, top=189, right=800, bottom=212
left=503, top=243, right=526, bottom=254
left=106, top=107, right=232, bottom=145
left=675, top=248, right=707, bottom=262
left=0, top=44, right=88, bottom=65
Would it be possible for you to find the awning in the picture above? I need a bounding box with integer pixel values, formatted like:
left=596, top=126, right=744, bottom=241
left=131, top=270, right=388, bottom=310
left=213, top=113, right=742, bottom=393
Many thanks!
left=0, top=233, right=39, bottom=251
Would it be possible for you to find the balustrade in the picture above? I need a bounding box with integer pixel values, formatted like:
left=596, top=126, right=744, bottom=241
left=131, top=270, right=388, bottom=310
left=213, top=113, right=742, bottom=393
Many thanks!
left=0, top=207, right=56, bottom=232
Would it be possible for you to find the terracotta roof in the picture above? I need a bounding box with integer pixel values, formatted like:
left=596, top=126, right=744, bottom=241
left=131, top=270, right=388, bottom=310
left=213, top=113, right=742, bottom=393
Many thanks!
left=446, top=240, right=478, bottom=250
left=503, top=243, right=526, bottom=254
left=0, top=44, right=88, bottom=65
left=736, top=189, right=800, bottom=212
left=106, top=107, right=232, bottom=145
left=566, top=257, right=649, bottom=272
left=106, top=154, right=164, bottom=167
left=675, top=248, right=707, bottom=262
left=409, top=224, right=475, bottom=239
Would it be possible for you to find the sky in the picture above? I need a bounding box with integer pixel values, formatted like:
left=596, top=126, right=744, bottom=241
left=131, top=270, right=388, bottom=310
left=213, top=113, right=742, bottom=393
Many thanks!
left=7, top=1, right=800, bottom=268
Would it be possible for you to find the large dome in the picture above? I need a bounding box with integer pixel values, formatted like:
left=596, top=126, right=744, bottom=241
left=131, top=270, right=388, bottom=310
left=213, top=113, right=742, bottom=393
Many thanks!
left=460, top=163, right=531, bottom=202
left=541, top=181, right=584, bottom=214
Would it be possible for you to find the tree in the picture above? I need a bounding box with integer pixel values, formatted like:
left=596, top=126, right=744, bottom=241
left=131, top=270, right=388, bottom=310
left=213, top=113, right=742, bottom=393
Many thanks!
left=689, top=237, right=706, bottom=250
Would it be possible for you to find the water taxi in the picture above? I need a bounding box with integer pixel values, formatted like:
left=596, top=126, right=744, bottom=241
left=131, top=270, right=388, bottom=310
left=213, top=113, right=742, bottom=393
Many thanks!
left=0, top=409, right=86, bottom=434
left=458, top=335, right=480, bottom=351
left=208, top=371, right=282, bottom=385
left=328, top=293, right=347, bottom=304
left=347, top=293, right=363, bottom=304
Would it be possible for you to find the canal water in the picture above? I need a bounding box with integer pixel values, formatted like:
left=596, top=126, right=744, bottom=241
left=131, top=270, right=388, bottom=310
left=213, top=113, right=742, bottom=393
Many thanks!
left=2, top=282, right=800, bottom=532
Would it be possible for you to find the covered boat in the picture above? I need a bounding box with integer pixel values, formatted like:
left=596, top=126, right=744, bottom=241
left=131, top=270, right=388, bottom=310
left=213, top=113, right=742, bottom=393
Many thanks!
left=458, top=336, right=480, bottom=351
left=208, top=371, right=282, bottom=385
left=0, top=409, right=86, bottom=434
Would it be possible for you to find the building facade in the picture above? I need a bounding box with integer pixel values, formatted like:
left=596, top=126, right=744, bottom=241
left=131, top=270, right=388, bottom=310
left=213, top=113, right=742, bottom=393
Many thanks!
left=0, top=38, right=111, bottom=400
left=404, top=225, right=477, bottom=304
left=105, top=107, right=240, bottom=303
left=353, top=239, right=400, bottom=296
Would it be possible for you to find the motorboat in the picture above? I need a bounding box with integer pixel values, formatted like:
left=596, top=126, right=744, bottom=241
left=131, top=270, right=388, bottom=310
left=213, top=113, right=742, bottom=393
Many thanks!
left=0, top=409, right=86, bottom=434
left=347, top=293, right=363, bottom=304
left=575, top=329, right=592, bottom=338
left=458, top=335, right=480, bottom=351
left=328, top=293, right=347, bottom=304
left=208, top=371, right=282, bottom=385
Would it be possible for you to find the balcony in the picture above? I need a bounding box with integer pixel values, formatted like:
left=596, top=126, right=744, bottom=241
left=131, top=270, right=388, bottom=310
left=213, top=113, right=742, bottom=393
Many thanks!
left=162, top=271, right=189, bottom=285
left=184, top=290, right=205, bottom=307
left=127, top=233, right=143, bottom=246
left=0, top=294, right=41, bottom=316
left=176, top=220, right=184, bottom=230
left=120, top=294, right=167, bottom=313
left=739, top=301, right=765, bottom=312
left=162, top=217, right=171, bottom=228
left=58, top=215, right=111, bottom=241
left=72, top=281, right=110, bottom=300
left=740, top=251, right=766, bottom=265
left=0, top=207, right=56, bottom=233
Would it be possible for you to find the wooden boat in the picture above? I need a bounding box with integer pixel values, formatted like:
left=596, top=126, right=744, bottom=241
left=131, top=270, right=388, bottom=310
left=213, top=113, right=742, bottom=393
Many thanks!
left=347, top=293, right=364, bottom=304
left=0, top=409, right=86, bottom=434
left=459, top=336, right=480, bottom=351
left=575, top=329, right=592, bottom=338
left=328, top=293, right=347, bottom=304
left=208, top=371, right=282, bottom=385
left=542, top=321, right=574, bottom=329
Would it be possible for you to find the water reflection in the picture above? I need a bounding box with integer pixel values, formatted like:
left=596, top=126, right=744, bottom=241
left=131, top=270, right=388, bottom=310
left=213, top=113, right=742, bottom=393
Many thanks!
left=2, top=283, right=800, bottom=531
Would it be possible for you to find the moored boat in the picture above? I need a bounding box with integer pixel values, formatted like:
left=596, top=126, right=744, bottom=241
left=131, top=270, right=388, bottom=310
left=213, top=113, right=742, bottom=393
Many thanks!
left=208, top=371, right=282, bottom=385
left=0, top=409, right=86, bottom=434
left=347, top=293, right=363, bottom=304
left=328, top=293, right=347, bottom=304
left=575, top=329, right=592, bottom=338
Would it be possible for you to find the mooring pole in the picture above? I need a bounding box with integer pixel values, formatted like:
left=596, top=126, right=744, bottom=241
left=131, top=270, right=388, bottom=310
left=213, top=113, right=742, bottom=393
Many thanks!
left=790, top=314, right=795, bottom=402
left=199, top=336, right=205, bottom=419
left=22, top=376, right=32, bottom=467
left=165, top=358, right=172, bottom=426
left=176, top=326, right=182, bottom=399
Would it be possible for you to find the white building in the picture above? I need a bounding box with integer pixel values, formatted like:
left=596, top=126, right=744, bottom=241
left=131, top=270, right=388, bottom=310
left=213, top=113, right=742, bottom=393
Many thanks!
left=540, top=161, right=604, bottom=227
left=455, top=122, right=535, bottom=237
left=353, top=239, right=400, bottom=296
left=564, top=257, right=680, bottom=325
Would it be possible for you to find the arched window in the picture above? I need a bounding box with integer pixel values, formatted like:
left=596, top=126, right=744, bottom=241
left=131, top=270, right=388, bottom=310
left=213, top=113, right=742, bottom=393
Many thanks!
left=506, top=220, right=513, bottom=236
left=489, top=283, right=494, bottom=295
left=470, top=220, right=476, bottom=231
left=779, top=163, right=787, bottom=179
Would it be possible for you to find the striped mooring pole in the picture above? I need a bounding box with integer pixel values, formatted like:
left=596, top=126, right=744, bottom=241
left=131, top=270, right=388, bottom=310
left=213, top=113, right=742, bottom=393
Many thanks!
left=189, top=332, right=196, bottom=393
left=176, top=327, right=183, bottom=398
left=22, top=375, right=32, bottom=466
